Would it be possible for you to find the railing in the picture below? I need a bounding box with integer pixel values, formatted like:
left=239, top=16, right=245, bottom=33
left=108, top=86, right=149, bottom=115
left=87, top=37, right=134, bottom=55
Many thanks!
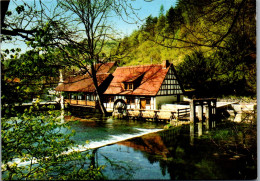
left=65, top=99, right=96, bottom=107
left=126, top=109, right=177, bottom=121
left=177, top=108, right=190, bottom=118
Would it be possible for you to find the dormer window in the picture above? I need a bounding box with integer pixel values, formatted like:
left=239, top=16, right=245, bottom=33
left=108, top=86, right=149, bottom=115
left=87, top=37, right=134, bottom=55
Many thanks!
left=123, top=72, right=144, bottom=91
left=124, top=83, right=133, bottom=90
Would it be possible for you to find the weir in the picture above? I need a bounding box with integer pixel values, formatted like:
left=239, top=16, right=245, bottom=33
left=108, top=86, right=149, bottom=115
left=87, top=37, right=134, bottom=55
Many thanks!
left=4, top=127, right=163, bottom=170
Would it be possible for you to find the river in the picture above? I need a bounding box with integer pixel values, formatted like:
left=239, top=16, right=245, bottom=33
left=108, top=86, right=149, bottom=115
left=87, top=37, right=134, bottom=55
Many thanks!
left=63, top=112, right=257, bottom=180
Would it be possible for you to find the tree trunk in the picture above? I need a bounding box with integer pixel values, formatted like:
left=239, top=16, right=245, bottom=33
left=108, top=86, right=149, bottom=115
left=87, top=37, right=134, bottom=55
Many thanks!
left=59, top=69, right=65, bottom=123
left=1, top=0, right=10, bottom=27
left=91, top=64, right=108, bottom=116
left=59, top=69, right=65, bottom=109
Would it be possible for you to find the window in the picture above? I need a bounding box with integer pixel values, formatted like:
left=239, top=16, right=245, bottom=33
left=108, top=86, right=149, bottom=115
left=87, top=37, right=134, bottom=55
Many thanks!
left=129, top=83, right=133, bottom=90
left=71, top=95, right=75, bottom=100
left=89, top=95, right=93, bottom=101
left=146, top=98, right=151, bottom=105
left=127, top=97, right=135, bottom=104
left=124, top=83, right=133, bottom=90
left=109, top=96, right=114, bottom=103
left=78, top=95, right=82, bottom=100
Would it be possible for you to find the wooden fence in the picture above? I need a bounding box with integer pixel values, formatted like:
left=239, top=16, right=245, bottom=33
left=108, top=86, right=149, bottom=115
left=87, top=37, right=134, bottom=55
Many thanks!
left=125, top=108, right=190, bottom=122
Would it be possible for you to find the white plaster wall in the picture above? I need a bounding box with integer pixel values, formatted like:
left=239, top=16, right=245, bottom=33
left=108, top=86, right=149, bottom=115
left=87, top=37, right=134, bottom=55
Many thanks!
left=145, top=105, right=151, bottom=109
left=127, top=104, right=135, bottom=109
left=151, top=97, right=155, bottom=110
left=104, top=102, right=114, bottom=109
left=155, top=95, right=183, bottom=109
left=115, top=95, right=126, bottom=100
left=161, top=104, right=189, bottom=111
left=135, top=97, right=140, bottom=109
left=180, top=95, right=184, bottom=101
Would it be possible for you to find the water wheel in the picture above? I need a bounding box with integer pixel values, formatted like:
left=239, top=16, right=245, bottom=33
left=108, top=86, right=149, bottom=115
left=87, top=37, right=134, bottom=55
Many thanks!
left=113, top=99, right=127, bottom=114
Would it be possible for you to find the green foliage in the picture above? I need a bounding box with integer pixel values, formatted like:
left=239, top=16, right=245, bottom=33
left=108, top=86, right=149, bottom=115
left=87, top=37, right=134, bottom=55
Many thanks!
left=1, top=17, right=105, bottom=178
left=202, top=120, right=257, bottom=160
left=211, top=33, right=256, bottom=95
left=118, top=0, right=256, bottom=97
left=176, top=51, right=213, bottom=95
left=164, top=124, right=173, bottom=129
left=1, top=49, right=60, bottom=105
left=2, top=105, right=104, bottom=180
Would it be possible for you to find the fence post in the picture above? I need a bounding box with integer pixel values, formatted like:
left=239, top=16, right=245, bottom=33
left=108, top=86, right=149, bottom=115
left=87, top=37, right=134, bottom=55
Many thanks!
left=190, top=100, right=196, bottom=124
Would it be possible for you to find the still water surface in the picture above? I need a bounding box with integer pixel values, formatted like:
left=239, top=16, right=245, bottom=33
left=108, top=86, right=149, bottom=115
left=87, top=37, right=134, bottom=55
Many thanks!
left=66, top=113, right=257, bottom=180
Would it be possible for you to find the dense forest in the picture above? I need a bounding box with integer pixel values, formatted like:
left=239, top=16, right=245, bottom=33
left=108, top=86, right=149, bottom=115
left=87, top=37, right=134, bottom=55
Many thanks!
left=115, top=0, right=256, bottom=97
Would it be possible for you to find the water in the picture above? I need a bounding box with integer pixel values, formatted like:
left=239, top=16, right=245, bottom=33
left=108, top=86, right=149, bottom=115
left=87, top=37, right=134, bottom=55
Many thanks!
left=9, top=111, right=254, bottom=179
left=91, top=125, right=256, bottom=180
left=66, top=113, right=257, bottom=180
left=64, top=116, right=164, bottom=151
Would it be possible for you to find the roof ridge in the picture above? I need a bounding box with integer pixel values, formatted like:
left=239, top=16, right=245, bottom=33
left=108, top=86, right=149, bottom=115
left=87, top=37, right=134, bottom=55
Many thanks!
left=117, top=64, right=163, bottom=69
left=96, top=73, right=111, bottom=75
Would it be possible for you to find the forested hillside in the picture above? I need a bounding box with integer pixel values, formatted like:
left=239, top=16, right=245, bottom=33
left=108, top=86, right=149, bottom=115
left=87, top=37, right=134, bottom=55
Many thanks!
left=116, top=0, right=256, bottom=97
left=1, top=0, right=256, bottom=98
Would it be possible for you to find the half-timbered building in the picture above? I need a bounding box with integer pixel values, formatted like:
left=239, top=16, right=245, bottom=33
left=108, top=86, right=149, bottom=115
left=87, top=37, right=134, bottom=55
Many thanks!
left=103, top=60, right=184, bottom=110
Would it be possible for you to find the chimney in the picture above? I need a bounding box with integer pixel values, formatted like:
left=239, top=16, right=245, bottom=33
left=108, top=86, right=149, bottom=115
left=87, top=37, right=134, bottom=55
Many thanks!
left=162, top=60, right=170, bottom=69
left=58, top=69, right=64, bottom=85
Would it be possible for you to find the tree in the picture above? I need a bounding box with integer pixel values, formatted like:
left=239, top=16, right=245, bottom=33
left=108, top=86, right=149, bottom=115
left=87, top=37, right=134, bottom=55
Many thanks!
left=1, top=1, right=107, bottom=179
left=143, top=15, right=157, bottom=34
left=1, top=104, right=104, bottom=180
left=155, top=5, right=166, bottom=33
left=176, top=51, right=214, bottom=96
left=119, top=0, right=256, bottom=96
left=2, top=0, right=141, bottom=115
left=157, top=0, right=256, bottom=49
left=211, top=32, right=256, bottom=95
left=159, top=4, right=165, bottom=17
left=53, top=0, right=139, bottom=115
left=1, top=0, right=71, bottom=42
left=1, top=47, right=105, bottom=180
left=1, top=0, right=10, bottom=26
left=1, top=48, right=107, bottom=180
left=165, top=6, right=183, bottom=34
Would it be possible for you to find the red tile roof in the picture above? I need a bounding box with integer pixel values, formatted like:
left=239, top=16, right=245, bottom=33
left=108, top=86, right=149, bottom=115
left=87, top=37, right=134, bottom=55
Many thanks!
left=55, top=73, right=110, bottom=92
left=104, top=64, right=170, bottom=96
left=94, top=62, right=116, bottom=74
left=55, top=62, right=115, bottom=92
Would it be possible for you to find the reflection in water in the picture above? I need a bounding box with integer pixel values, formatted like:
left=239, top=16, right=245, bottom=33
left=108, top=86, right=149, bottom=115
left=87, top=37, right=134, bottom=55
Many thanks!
left=89, top=120, right=256, bottom=180
left=63, top=112, right=256, bottom=180
left=117, top=130, right=174, bottom=159
left=198, top=122, right=203, bottom=136
left=189, top=123, right=194, bottom=145
left=61, top=115, right=164, bottom=154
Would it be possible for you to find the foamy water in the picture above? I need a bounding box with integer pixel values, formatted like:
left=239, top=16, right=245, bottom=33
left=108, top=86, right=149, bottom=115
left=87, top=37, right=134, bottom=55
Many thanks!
left=63, top=128, right=162, bottom=153
left=2, top=128, right=163, bottom=170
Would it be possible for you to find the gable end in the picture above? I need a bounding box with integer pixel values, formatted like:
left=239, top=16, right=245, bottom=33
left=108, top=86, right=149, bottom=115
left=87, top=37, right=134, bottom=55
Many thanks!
left=157, top=65, right=184, bottom=96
